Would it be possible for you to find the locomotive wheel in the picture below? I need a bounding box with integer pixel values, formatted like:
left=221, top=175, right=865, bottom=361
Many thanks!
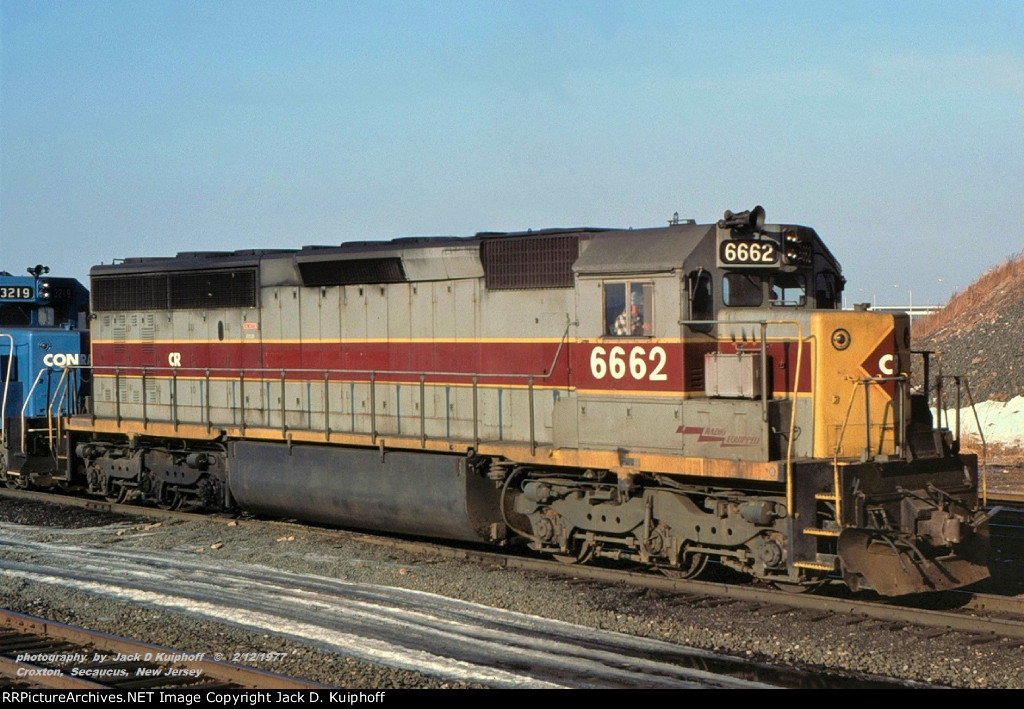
left=660, top=552, right=709, bottom=579
left=551, top=541, right=595, bottom=565
left=552, top=550, right=594, bottom=565
left=176, top=496, right=205, bottom=513
left=104, top=486, right=128, bottom=504
left=772, top=578, right=826, bottom=594
left=155, top=492, right=183, bottom=511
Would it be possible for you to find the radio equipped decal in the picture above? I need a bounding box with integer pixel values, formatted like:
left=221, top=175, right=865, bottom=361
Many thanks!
left=677, top=425, right=760, bottom=447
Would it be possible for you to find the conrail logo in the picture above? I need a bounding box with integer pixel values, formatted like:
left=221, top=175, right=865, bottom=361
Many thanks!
left=42, top=353, right=89, bottom=367
left=677, top=425, right=759, bottom=447
left=859, top=331, right=898, bottom=399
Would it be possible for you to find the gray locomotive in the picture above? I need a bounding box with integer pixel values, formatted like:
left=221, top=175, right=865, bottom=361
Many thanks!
left=62, top=207, right=990, bottom=595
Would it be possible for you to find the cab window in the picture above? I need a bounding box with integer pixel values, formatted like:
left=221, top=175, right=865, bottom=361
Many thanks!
left=0, top=355, right=16, bottom=381
left=723, top=273, right=763, bottom=307
left=814, top=272, right=840, bottom=309
left=604, top=281, right=654, bottom=336
left=689, top=270, right=713, bottom=322
left=769, top=274, right=807, bottom=307
left=37, top=307, right=55, bottom=327
left=686, top=270, right=714, bottom=333
left=0, top=305, right=31, bottom=327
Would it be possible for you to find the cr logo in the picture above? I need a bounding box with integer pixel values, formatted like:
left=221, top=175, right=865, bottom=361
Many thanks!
left=168, top=352, right=182, bottom=368
left=878, top=353, right=894, bottom=376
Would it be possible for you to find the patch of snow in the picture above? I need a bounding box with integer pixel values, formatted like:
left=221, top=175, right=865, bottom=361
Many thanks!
left=941, top=396, right=1024, bottom=448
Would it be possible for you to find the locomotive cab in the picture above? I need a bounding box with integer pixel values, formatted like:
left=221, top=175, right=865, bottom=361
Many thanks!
left=542, top=207, right=988, bottom=593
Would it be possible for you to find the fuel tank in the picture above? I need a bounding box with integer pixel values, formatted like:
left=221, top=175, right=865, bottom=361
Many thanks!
left=227, top=441, right=504, bottom=543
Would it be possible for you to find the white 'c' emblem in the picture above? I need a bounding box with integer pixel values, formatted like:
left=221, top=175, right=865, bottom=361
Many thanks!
left=878, top=354, right=894, bottom=376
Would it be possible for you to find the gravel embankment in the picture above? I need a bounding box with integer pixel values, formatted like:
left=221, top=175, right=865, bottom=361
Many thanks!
left=0, top=497, right=1021, bottom=689
left=913, top=255, right=1024, bottom=407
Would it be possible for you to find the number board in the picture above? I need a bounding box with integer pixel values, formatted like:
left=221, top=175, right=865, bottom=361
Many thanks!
left=718, top=239, right=780, bottom=267
left=0, top=286, right=34, bottom=300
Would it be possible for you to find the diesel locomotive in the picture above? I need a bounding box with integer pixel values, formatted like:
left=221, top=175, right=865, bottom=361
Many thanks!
left=18, top=207, right=993, bottom=595
left=0, top=266, right=90, bottom=486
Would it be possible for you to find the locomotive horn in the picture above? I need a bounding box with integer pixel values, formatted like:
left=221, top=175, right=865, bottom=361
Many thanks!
left=717, top=205, right=766, bottom=232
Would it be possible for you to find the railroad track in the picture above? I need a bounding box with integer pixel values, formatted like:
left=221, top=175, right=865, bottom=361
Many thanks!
left=2, top=485, right=1023, bottom=645
left=0, top=608, right=324, bottom=690
left=986, top=491, right=1024, bottom=511
left=0, top=539, right=936, bottom=689
left=421, top=544, right=1024, bottom=639
left=987, top=495, right=1024, bottom=579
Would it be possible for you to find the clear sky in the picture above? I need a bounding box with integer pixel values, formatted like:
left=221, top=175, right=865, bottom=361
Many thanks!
left=2, top=1, right=1022, bottom=306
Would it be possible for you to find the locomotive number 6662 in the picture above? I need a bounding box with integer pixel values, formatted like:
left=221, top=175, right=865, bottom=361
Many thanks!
left=2, top=205, right=990, bottom=599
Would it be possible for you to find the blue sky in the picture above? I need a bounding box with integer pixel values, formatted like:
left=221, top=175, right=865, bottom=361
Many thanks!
left=2, top=1, right=1022, bottom=306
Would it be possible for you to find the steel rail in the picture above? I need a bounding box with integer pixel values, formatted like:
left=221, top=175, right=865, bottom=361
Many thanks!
left=2, top=485, right=1021, bottom=641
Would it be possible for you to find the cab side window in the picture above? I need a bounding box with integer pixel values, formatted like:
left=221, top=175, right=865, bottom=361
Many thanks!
left=0, top=305, right=31, bottom=327
left=814, top=272, right=840, bottom=309
left=0, top=355, right=16, bottom=381
left=604, top=281, right=654, bottom=336
left=723, top=273, right=763, bottom=307
left=689, top=271, right=713, bottom=318
left=687, top=270, right=714, bottom=333
left=769, top=274, right=807, bottom=307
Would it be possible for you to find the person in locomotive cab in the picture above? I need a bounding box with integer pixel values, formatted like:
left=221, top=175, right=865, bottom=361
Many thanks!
left=615, top=290, right=645, bottom=336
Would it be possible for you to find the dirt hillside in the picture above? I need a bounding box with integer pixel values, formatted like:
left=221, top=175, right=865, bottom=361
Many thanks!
left=912, top=252, right=1024, bottom=404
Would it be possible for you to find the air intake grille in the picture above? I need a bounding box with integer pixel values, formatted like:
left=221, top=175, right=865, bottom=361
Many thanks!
left=92, top=274, right=167, bottom=311
left=170, top=270, right=256, bottom=309
left=481, top=234, right=578, bottom=290
left=93, top=269, right=257, bottom=311
left=298, top=257, right=406, bottom=286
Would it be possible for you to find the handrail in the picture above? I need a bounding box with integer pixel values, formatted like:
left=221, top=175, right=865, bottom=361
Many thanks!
left=934, top=374, right=987, bottom=505
left=0, top=333, right=14, bottom=443
left=681, top=317, right=806, bottom=517
left=60, top=318, right=817, bottom=495
left=933, top=351, right=946, bottom=430
left=909, top=351, right=987, bottom=495
left=832, top=375, right=908, bottom=460
left=831, top=374, right=909, bottom=524
left=48, top=366, right=74, bottom=462
left=960, top=378, right=988, bottom=506
left=19, top=365, right=77, bottom=455
left=80, top=319, right=576, bottom=450
left=781, top=321, right=805, bottom=520
left=19, top=368, right=50, bottom=455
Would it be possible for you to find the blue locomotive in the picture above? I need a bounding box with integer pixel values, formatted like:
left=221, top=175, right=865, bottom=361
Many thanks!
left=0, top=265, right=89, bottom=486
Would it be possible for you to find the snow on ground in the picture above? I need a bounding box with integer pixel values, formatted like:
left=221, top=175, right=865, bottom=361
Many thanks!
left=942, top=396, right=1024, bottom=449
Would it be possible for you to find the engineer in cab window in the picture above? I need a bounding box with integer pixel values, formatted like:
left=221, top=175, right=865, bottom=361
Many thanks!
left=614, top=291, right=642, bottom=335
left=607, top=282, right=652, bottom=336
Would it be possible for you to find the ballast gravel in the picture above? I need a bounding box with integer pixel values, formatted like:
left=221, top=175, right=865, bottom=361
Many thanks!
left=0, top=496, right=1020, bottom=689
